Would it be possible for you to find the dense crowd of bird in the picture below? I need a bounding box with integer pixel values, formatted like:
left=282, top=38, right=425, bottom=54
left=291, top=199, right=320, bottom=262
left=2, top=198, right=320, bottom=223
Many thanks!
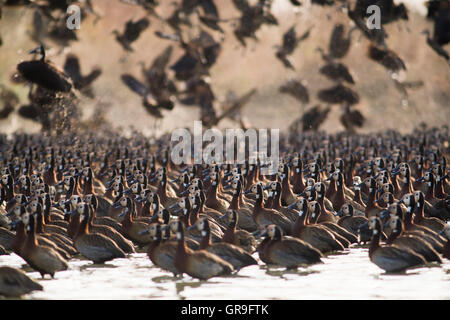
left=0, top=0, right=449, bottom=298
left=0, top=124, right=448, bottom=296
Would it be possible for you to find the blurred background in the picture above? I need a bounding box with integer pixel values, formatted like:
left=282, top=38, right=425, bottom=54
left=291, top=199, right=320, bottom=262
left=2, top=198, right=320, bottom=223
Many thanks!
left=0, top=0, right=448, bottom=136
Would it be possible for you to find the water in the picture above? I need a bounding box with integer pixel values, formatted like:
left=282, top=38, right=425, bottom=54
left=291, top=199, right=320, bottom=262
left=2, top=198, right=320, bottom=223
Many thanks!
left=1, top=247, right=449, bottom=300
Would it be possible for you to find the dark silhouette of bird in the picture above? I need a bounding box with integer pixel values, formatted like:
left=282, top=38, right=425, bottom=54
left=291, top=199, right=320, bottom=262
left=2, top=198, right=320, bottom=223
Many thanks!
left=289, top=105, right=331, bottom=132
left=156, top=29, right=221, bottom=81
left=17, top=44, right=73, bottom=93
left=327, top=24, right=356, bottom=60
left=113, top=17, right=150, bottom=52
left=339, top=105, right=365, bottom=132
left=275, top=25, right=311, bottom=69
left=120, top=74, right=164, bottom=119
left=319, top=61, right=355, bottom=84
left=64, top=54, right=102, bottom=98
left=232, top=0, right=278, bottom=47
left=367, top=43, right=406, bottom=73
left=279, top=79, right=309, bottom=104
left=318, top=84, right=360, bottom=106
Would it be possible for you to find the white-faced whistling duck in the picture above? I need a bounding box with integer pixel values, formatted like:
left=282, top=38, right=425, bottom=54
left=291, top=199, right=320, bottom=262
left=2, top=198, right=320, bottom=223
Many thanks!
left=113, top=196, right=152, bottom=247
left=245, top=183, right=292, bottom=236
left=259, top=224, right=323, bottom=268
left=190, top=218, right=257, bottom=270
left=367, top=217, right=427, bottom=273
left=170, top=219, right=234, bottom=280
left=221, top=209, right=257, bottom=253
left=73, top=203, right=126, bottom=263
left=0, top=266, right=43, bottom=297
left=386, top=216, right=442, bottom=264
left=20, top=213, right=69, bottom=278
left=289, top=198, right=344, bottom=253
left=307, top=201, right=355, bottom=247
left=336, top=203, right=371, bottom=243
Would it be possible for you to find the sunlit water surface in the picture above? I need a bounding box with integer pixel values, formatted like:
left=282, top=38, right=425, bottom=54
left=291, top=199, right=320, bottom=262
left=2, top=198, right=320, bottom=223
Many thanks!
left=1, top=246, right=449, bottom=300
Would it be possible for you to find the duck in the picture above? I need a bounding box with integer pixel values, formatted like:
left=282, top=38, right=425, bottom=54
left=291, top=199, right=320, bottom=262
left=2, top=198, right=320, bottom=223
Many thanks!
left=336, top=203, right=371, bottom=243
left=384, top=202, right=445, bottom=253
left=312, top=182, right=338, bottom=223
left=386, top=216, right=442, bottom=263
left=417, top=171, right=450, bottom=220
left=83, top=194, right=124, bottom=234
left=398, top=194, right=446, bottom=245
left=80, top=167, right=111, bottom=215
left=245, top=183, right=292, bottom=236
left=0, top=266, right=43, bottom=297
left=277, top=164, right=297, bottom=206
left=154, top=170, right=179, bottom=212
left=307, top=201, right=356, bottom=246
left=10, top=205, right=72, bottom=259
left=225, top=178, right=256, bottom=231
left=191, top=218, right=257, bottom=270
left=143, top=223, right=181, bottom=276
left=73, top=202, right=126, bottom=263
left=412, top=190, right=446, bottom=233
left=361, top=177, right=383, bottom=218
left=170, top=219, right=234, bottom=280
left=259, top=224, right=323, bottom=268
left=221, top=209, right=257, bottom=253
left=367, top=216, right=427, bottom=273
left=290, top=157, right=306, bottom=194
left=204, top=171, right=230, bottom=214
left=265, top=181, right=298, bottom=222
left=113, top=196, right=152, bottom=247
left=170, top=196, right=223, bottom=243
left=289, top=197, right=344, bottom=253
left=20, top=212, right=69, bottom=278
left=84, top=203, right=135, bottom=254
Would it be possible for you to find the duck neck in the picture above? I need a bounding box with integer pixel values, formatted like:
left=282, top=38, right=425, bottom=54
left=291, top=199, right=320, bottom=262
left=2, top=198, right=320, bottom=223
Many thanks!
left=386, top=227, right=401, bottom=245
left=272, top=191, right=282, bottom=210
left=12, top=221, right=27, bottom=254
left=292, top=210, right=307, bottom=237
left=222, top=220, right=237, bottom=244
left=292, top=166, right=305, bottom=193
left=434, top=175, right=445, bottom=198
left=353, top=187, right=364, bottom=205
left=25, top=222, right=38, bottom=249
left=252, top=190, right=264, bottom=214
left=175, top=230, right=187, bottom=272
left=67, top=213, right=80, bottom=239
left=413, top=200, right=425, bottom=224
left=229, top=190, right=240, bottom=211
left=35, top=212, right=45, bottom=234
left=83, top=176, right=94, bottom=195
left=368, top=228, right=381, bottom=259
left=75, top=215, right=90, bottom=240
left=199, top=230, right=212, bottom=250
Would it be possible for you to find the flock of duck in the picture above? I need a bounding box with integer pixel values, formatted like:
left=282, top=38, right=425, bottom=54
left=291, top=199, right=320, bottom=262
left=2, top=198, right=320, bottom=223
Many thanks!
left=0, top=126, right=448, bottom=297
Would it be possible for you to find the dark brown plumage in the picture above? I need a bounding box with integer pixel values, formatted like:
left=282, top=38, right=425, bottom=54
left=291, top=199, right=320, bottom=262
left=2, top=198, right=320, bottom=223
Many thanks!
left=113, top=17, right=150, bottom=52
left=279, top=79, right=309, bottom=104
left=0, top=266, right=43, bottom=297
left=318, top=84, right=360, bottom=106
